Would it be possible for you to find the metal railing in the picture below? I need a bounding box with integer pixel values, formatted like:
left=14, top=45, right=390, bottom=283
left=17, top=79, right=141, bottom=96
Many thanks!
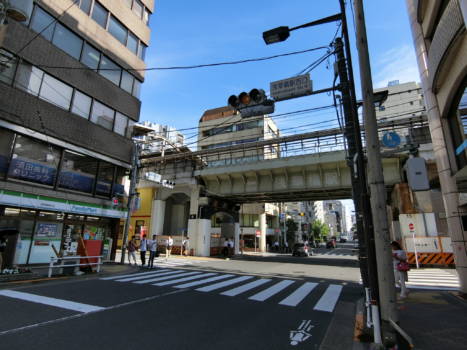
left=48, top=255, right=103, bottom=278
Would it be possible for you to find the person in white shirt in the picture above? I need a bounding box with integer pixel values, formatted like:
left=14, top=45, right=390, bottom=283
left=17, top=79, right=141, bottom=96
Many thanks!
left=391, top=241, right=409, bottom=298
left=139, top=234, right=148, bottom=267
left=148, top=235, right=158, bottom=268
left=182, top=237, right=190, bottom=256
left=227, top=238, right=234, bottom=257
left=165, top=236, right=173, bottom=260
left=222, top=239, right=229, bottom=258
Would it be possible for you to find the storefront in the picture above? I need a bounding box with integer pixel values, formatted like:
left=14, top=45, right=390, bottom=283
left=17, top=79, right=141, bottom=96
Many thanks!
left=0, top=191, right=125, bottom=268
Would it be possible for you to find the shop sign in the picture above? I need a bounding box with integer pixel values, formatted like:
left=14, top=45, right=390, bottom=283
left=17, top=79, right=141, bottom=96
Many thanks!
left=36, top=223, right=59, bottom=237
left=8, top=158, right=56, bottom=186
left=404, top=237, right=441, bottom=253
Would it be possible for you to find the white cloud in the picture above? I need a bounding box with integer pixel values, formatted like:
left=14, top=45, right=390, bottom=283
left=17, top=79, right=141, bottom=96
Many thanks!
left=373, top=45, right=420, bottom=88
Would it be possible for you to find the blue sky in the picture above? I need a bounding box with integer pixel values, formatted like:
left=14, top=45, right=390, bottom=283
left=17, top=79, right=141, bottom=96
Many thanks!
left=139, top=0, right=419, bottom=139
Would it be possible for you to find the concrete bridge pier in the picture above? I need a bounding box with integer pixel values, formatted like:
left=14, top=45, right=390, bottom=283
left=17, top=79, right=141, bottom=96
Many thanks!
left=259, top=213, right=267, bottom=253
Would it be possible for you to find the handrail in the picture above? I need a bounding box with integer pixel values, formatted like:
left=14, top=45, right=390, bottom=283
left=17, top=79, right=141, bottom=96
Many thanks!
left=48, top=255, right=103, bottom=278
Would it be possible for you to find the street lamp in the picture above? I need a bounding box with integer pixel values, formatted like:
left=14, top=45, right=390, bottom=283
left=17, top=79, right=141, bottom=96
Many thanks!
left=0, top=0, right=33, bottom=25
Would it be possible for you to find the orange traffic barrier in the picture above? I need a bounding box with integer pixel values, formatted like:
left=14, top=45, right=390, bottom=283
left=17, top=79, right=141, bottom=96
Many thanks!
left=407, top=252, right=454, bottom=266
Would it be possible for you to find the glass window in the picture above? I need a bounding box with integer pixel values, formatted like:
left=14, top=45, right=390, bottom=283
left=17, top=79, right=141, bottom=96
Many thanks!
left=30, top=6, right=56, bottom=41
left=143, top=9, right=150, bottom=25
left=138, top=43, right=147, bottom=60
left=132, top=0, right=143, bottom=18
left=91, top=101, right=115, bottom=130
left=8, top=134, right=60, bottom=186
left=113, top=167, right=126, bottom=196
left=39, top=74, right=73, bottom=110
left=29, top=218, right=63, bottom=264
left=14, top=62, right=44, bottom=96
left=132, top=79, right=141, bottom=98
left=52, top=23, right=83, bottom=60
left=96, top=161, right=115, bottom=197
left=114, top=112, right=128, bottom=136
left=0, top=129, right=15, bottom=178
left=126, top=32, right=138, bottom=55
left=120, top=70, right=134, bottom=94
left=108, top=16, right=128, bottom=45
left=91, top=1, right=108, bottom=29
left=126, top=119, right=135, bottom=138
left=99, top=55, right=121, bottom=86
left=58, top=151, right=97, bottom=193
left=0, top=49, right=18, bottom=85
left=71, top=91, right=92, bottom=119
left=79, top=0, right=93, bottom=15
left=80, top=43, right=100, bottom=70
left=451, top=86, right=467, bottom=169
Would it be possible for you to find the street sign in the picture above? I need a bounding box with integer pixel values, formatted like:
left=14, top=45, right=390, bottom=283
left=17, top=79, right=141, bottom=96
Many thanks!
left=275, top=228, right=281, bottom=233
left=255, top=230, right=261, bottom=237
left=409, top=223, right=414, bottom=231
left=381, top=132, right=401, bottom=148
left=279, top=213, right=285, bottom=220
left=144, top=172, right=161, bottom=183
left=270, top=73, right=312, bottom=102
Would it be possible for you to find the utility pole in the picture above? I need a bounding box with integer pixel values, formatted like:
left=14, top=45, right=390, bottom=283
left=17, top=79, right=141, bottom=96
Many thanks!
left=353, top=0, right=397, bottom=344
left=120, top=142, right=140, bottom=264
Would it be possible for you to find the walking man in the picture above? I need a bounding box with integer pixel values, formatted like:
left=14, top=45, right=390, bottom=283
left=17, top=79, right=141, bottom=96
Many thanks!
left=127, top=236, right=138, bottom=266
left=182, top=237, right=190, bottom=256
left=139, top=234, right=148, bottom=267
left=165, top=235, right=173, bottom=261
left=148, top=235, right=158, bottom=268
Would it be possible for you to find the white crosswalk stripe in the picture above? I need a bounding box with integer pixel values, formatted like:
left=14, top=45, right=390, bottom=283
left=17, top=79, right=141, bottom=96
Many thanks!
left=406, top=269, right=460, bottom=290
left=101, top=269, right=344, bottom=312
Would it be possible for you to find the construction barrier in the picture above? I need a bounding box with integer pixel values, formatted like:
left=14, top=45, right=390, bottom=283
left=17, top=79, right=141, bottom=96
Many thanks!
left=407, top=252, right=454, bottom=266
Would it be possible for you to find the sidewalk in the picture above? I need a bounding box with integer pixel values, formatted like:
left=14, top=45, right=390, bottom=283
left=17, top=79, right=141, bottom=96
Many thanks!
left=396, top=290, right=467, bottom=349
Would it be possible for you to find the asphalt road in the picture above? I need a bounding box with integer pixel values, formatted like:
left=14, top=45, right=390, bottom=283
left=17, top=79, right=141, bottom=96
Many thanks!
left=0, top=252, right=362, bottom=350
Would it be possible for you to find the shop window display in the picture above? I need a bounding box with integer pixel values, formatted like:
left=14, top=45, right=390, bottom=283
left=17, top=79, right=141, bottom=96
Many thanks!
left=58, top=151, right=98, bottom=194
left=0, top=129, right=14, bottom=178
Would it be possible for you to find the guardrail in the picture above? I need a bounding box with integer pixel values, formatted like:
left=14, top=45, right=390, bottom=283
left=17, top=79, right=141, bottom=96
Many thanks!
left=48, top=255, right=103, bottom=278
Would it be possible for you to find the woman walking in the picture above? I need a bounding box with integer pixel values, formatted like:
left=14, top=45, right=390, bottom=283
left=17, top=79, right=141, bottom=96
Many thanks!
left=391, top=241, right=409, bottom=299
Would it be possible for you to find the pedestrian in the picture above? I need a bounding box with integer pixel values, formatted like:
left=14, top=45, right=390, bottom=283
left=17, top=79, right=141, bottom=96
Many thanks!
left=127, top=236, right=138, bottom=266
left=139, top=234, right=148, bottom=267
left=182, top=237, right=190, bottom=256
left=222, top=239, right=229, bottom=258
left=284, top=241, right=289, bottom=253
left=227, top=238, right=234, bottom=257
left=274, top=241, right=279, bottom=252
left=0, top=236, right=7, bottom=270
left=148, top=234, right=158, bottom=268
left=165, top=235, right=173, bottom=260
left=391, top=241, right=409, bottom=299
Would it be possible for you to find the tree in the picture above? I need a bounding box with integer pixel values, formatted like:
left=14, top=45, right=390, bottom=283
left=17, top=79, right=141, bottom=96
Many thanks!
left=286, top=218, right=298, bottom=244
left=311, top=220, right=329, bottom=242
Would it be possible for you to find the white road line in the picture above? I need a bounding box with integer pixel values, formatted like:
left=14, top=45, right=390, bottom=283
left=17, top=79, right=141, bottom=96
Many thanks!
left=133, top=271, right=200, bottom=284
left=248, top=280, right=295, bottom=302
left=221, top=279, right=272, bottom=297
left=153, top=273, right=216, bottom=286
left=174, top=274, right=234, bottom=289
left=116, top=270, right=181, bottom=282
left=0, top=290, right=104, bottom=313
left=313, top=284, right=343, bottom=312
left=196, top=276, right=254, bottom=292
left=100, top=269, right=170, bottom=280
left=279, top=282, right=318, bottom=307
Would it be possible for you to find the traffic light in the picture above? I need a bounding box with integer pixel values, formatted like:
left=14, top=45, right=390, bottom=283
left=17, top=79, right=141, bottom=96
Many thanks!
left=228, top=88, right=274, bottom=118
left=162, top=180, right=175, bottom=189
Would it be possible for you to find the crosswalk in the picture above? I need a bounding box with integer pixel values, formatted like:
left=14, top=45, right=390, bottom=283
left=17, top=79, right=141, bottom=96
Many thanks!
left=101, top=268, right=344, bottom=312
left=406, top=268, right=460, bottom=290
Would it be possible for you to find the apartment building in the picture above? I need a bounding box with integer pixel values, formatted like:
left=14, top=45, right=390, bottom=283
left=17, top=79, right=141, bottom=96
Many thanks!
left=0, top=0, right=153, bottom=268
left=136, top=121, right=185, bottom=155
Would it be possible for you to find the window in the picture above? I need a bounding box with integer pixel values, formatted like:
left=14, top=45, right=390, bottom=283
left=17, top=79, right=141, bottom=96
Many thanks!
left=99, top=55, right=121, bottom=86
left=132, top=0, right=143, bottom=18
left=0, top=129, right=14, bottom=178
left=8, top=134, right=60, bottom=186
left=143, top=9, right=150, bottom=25
left=108, top=16, right=128, bottom=45
left=114, top=112, right=128, bottom=136
left=91, top=101, right=115, bottom=130
left=59, top=151, right=97, bottom=193
left=91, top=1, right=108, bottom=29
left=126, top=119, right=135, bottom=138
left=138, top=43, right=147, bottom=60
left=96, top=161, right=115, bottom=197
left=124, top=0, right=133, bottom=9
left=30, top=6, right=55, bottom=41
left=71, top=91, right=92, bottom=119
left=120, top=70, right=134, bottom=94
left=79, top=0, right=93, bottom=15
left=132, top=79, right=141, bottom=98
left=0, top=49, right=18, bottom=85
left=126, top=32, right=138, bottom=55
left=39, top=74, right=73, bottom=110
left=450, top=85, right=467, bottom=170
left=52, top=23, right=83, bottom=60
left=80, top=43, right=100, bottom=70
left=15, top=62, right=43, bottom=96
left=113, top=167, right=126, bottom=196
left=241, top=214, right=259, bottom=227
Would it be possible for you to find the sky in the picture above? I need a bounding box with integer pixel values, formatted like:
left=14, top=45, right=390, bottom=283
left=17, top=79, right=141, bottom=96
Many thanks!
left=138, top=0, right=420, bottom=215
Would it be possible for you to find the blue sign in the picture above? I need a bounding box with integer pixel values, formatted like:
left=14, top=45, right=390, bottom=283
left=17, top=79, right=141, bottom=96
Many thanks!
left=382, top=132, right=401, bottom=148
left=8, top=158, right=56, bottom=185
left=59, top=171, right=94, bottom=193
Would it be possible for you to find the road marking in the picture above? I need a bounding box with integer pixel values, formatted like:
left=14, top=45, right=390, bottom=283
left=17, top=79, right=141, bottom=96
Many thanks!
left=290, top=320, right=314, bottom=346
left=279, top=282, right=318, bottom=307
left=116, top=270, right=182, bottom=282
left=174, top=274, right=234, bottom=289
left=313, top=284, right=343, bottom=312
left=100, top=269, right=170, bottom=280
left=153, top=273, right=216, bottom=286
left=248, top=280, right=295, bottom=302
left=0, top=290, right=104, bottom=313
left=196, top=276, right=254, bottom=292
left=133, top=271, right=200, bottom=284
left=221, top=279, right=272, bottom=297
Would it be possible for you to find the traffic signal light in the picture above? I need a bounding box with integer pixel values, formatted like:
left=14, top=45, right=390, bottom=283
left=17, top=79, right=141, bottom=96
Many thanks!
left=228, top=88, right=274, bottom=118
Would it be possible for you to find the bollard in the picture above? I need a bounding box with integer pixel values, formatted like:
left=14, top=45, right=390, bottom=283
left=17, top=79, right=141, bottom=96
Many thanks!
left=97, top=256, right=101, bottom=273
left=48, top=258, right=54, bottom=278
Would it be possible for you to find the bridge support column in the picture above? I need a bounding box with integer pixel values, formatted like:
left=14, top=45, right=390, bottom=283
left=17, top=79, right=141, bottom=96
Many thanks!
left=259, top=213, right=267, bottom=252
left=150, top=200, right=166, bottom=235
left=187, top=219, right=210, bottom=257
left=234, top=222, right=240, bottom=255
